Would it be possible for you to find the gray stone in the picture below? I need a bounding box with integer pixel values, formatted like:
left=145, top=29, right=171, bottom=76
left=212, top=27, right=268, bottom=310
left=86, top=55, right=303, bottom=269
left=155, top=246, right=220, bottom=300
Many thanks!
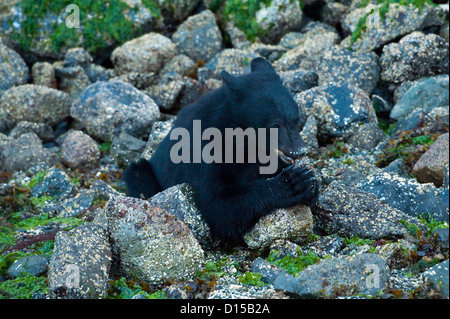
left=251, top=257, right=288, bottom=284
left=61, top=130, right=100, bottom=169
left=344, top=3, right=445, bottom=51
left=275, top=22, right=340, bottom=71
left=0, top=42, right=29, bottom=97
left=145, top=80, right=185, bottom=112
left=423, top=259, right=449, bottom=298
left=295, top=253, right=388, bottom=298
left=255, top=0, right=303, bottom=43
left=44, top=189, right=96, bottom=218
left=0, top=84, right=72, bottom=132
left=244, top=205, right=313, bottom=251
left=110, top=132, right=146, bottom=166
left=346, top=122, right=386, bottom=151
left=156, top=0, right=201, bottom=21
left=7, top=255, right=49, bottom=279
left=63, top=47, right=93, bottom=68
left=300, top=115, right=319, bottom=152
left=30, top=166, right=76, bottom=201
left=9, top=121, right=55, bottom=142
left=111, top=32, right=177, bottom=75
left=32, top=62, right=57, bottom=88
left=142, top=120, right=174, bottom=160
left=2, top=132, right=58, bottom=172
left=280, top=70, right=318, bottom=94
left=380, top=32, right=449, bottom=84
left=390, top=75, right=449, bottom=121
left=294, top=82, right=377, bottom=141
left=172, top=10, right=223, bottom=62
left=314, top=181, right=426, bottom=239
left=48, top=223, right=112, bottom=299
left=55, top=65, right=91, bottom=98
left=317, top=46, right=380, bottom=94
left=107, top=195, right=205, bottom=285
left=159, top=54, right=196, bottom=82
left=70, top=80, right=160, bottom=141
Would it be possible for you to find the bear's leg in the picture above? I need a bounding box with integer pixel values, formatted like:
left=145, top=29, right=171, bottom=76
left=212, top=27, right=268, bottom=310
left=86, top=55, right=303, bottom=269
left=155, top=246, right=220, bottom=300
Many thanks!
left=123, top=159, right=162, bottom=199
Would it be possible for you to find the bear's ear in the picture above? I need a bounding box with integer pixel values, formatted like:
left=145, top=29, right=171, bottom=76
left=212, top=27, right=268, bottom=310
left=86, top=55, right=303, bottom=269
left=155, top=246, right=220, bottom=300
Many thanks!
left=250, top=57, right=276, bottom=74
left=221, top=70, right=243, bottom=91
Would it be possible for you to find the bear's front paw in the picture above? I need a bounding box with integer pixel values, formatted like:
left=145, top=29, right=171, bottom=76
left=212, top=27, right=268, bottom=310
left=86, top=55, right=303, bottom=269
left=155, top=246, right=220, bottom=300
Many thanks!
left=276, top=165, right=319, bottom=207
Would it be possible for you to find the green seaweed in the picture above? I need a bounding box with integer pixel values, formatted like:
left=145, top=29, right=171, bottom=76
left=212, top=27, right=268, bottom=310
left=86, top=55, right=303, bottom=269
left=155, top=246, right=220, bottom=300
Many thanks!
left=238, top=272, right=268, bottom=287
left=266, top=249, right=324, bottom=277
left=0, top=273, right=48, bottom=299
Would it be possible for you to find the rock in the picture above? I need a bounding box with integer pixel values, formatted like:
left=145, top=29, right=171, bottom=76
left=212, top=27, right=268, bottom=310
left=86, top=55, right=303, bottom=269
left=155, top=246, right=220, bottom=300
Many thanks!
left=413, top=133, right=449, bottom=187
left=106, top=195, right=205, bottom=285
left=0, top=42, right=29, bottom=97
left=2, top=132, right=58, bottom=172
left=48, top=223, right=112, bottom=299
left=84, top=64, right=116, bottom=83
left=145, top=80, right=185, bottom=112
left=255, top=0, right=303, bottom=43
left=424, top=106, right=449, bottom=132
left=55, top=65, right=91, bottom=98
left=273, top=273, right=313, bottom=297
left=31, top=62, right=57, bottom=88
left=197, top=49, right=259, bottom=81
left=45, top=189, right=96, bottom=218
left=304, top=235, right=346, bottom=258
left=344, top=3, right=445, bottom=51
left=317, top=46, right=380, bottom=94
left=224, top=21, right=252, bottom=50
left=249, top=43, right=287, bottom=63
left=352, top=171, right=449, bottom=222
left=0, top=84, right=73, bottom=132
left=9, top=121, right=55, bottom=142
left=444, top=164, right=450, bottom=189
left=390, top=75, right=449, bottom=121
left=395, top=108, right=427, bottom=132
left=110, top=132, right=146, bottom=167
left=7, top=255, right=49, bottom=279
left=346, top=122, right=386, bottom=151
left=70, top=80, right=160, bottom=141
left=275, top=22, right=340, bottom=71
left=422, top=259, right=449, bottom=298
left=30, top=167, right=76, bottom=201
left=63, top=48, right=93, bottom=68
left=141, top=120, right=174, bottom=160
left=319, top=0, right=349, bottom=27
left=376, top=239, right=417, bottom=270
left=156, top=0, right=201, bottom=21
left=300, top=115, right=319, bottom=152
left=159, top=54, right=196, bottom=82
left=243, top=205, right=313, bottom=250
left=294, top=82, right=377, bottom=141
left=251, top=257, right=288, bottom=285
left=61, top=130, right=100, bottom=169
left=149, top=183, right=214, bottom=248
left=111, top=32, right=177, bottom=75
left=314, top=181, right=426, bottom=239
left=171, top=10, right=223, bottom=62
left=279, top=70, right=318, bottom=94
left=295, top=253, right=388, bottom=298
left=380, top=32, right=449, bottom=84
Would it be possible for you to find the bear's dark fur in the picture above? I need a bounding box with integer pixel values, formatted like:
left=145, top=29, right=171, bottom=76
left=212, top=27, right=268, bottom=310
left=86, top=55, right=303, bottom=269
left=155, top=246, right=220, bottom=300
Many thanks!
left=124, top=57, right=318, bottom=245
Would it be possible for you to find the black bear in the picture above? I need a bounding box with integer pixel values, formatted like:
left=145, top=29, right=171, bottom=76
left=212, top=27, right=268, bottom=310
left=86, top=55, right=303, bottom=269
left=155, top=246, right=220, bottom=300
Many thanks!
left=124, top=57, right=319, bottom=245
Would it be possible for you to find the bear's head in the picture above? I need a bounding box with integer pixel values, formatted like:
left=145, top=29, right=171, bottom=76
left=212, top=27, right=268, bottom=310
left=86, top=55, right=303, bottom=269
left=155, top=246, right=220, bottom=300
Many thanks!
left=221, top=57, right=308, bottom=171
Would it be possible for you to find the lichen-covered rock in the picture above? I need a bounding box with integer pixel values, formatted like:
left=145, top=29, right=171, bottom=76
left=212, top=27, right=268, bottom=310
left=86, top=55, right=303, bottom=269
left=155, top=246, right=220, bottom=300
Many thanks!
left=30, top=166, right=76, bottom=200
left=145, top=80, right=185, bottom=112
left=295, top=253, right=388, bottom=298
left=275, top=22, right=340, bottom=71
left=346, top=122, right=386, bottom=151
left=156, top=0, right=201, bottom=21
left=141, top=120, right=174, bottom=160
left=423, top=260, right=449, bottom=298
left=280, top=70, right=318, bottom=94
left=106, top=195, right=205, bottom=285
left=344, top=3, right=445, bottom=51
left=9, top=121, right=55, bottom=142
left=149, top=183, right=214, bottom=248
left=197, top=49, right=259, bottom=81
left=390, top=75, right=449, bottom=121
left=63, top=47, right=93, bottom=68
left=1, top=132, right=58, bottom=172
left=317, top=46, right=380, bottom=94
left=244, top=205, right=313, bottom=250
left=380, top=32, right=449, bottom=84
left=7, top=255, right=49, bottom=279
left=171, top=10, right=223, bottom=62
left=413, top=133, right=449, bottom=187
left=0, top=42, right=29, bottom=97
left=255, top=0, right=303, bottom=43
left=48, top=223, right=112, bottom=299
left=111, top=32, right=177, bottom=75
left=0, top=84, right=72, bottom=132
left=31, top=62, right=57, bottom=88
left=110, top=132, right=146, bottom=166
left=61, top=130, right=100, bottom=169
left=314, top=181, right=426, bottom=239
left=70, top=80, right=160, bottom=141
left=55, top=65, right=91, bottom=98
left=294, top=82, right=377, bottom=141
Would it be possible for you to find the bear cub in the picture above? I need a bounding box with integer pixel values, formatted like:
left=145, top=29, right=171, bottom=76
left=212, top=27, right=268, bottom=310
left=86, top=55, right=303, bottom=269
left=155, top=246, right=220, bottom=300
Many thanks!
left=124, top=57, right=319, bottom=245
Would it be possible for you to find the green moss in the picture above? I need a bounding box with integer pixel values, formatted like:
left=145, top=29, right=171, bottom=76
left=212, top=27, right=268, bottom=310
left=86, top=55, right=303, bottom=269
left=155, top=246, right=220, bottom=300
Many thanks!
left=238, top=272, right=268, bottom=287
left=10, top=0, right=160, bottom=53
left=266, top=249, right=324, bottom=277
left=106, top=277, right=166, bottom=299
left=0, top=273, right=48, bottom=299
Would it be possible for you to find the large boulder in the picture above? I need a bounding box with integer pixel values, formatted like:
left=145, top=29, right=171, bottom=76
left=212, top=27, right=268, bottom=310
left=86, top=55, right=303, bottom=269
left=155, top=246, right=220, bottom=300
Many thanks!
left=0, top=42, right=29, bottom=97
left=70, top=81, right=160, bottom=141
